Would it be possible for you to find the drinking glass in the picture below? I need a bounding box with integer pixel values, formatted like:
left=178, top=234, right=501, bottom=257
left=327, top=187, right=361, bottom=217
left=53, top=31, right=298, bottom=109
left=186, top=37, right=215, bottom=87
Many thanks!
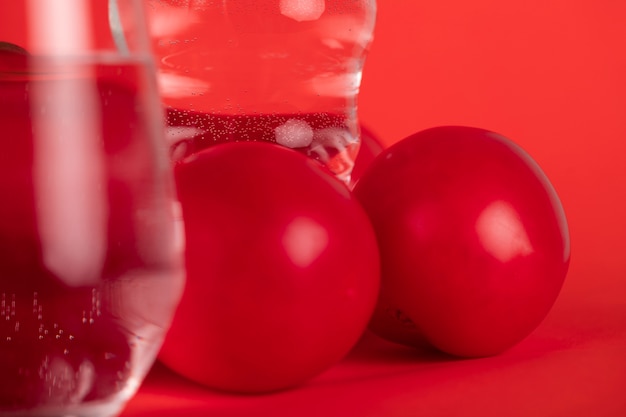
left=0, top=1, right=184, bottom=416
left=141, top=0, right=377, bottom=183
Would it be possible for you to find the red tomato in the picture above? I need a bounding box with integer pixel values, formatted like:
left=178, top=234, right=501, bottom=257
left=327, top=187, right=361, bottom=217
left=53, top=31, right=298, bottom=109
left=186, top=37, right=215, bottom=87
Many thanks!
left=159, top=142, right=380, bottom=393
left=353, top=126, right=570, bottom=357
left=0, top=41, right=28, bottom=71
left=350, top=124, right=385, bottom=188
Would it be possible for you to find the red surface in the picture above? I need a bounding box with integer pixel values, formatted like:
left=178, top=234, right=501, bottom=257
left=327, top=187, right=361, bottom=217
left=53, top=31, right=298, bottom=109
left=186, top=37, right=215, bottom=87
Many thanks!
left=121, top=1, right=626, bottom=416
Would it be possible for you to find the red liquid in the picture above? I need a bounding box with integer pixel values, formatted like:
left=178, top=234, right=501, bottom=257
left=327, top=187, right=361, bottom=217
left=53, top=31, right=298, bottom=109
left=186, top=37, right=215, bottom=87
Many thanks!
left=0, top=61, right=181, bottom=412
left=166, top=108, right=360, bottom=181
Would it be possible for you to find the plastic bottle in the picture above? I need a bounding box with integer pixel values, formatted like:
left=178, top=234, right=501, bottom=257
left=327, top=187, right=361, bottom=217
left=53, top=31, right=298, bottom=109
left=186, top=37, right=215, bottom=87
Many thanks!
left=145, top=0, right=376, bottom=183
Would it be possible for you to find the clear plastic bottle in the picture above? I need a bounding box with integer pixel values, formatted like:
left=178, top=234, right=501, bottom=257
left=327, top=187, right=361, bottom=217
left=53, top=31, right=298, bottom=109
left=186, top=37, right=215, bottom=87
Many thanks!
left=145, top=0, right=377, bottom=183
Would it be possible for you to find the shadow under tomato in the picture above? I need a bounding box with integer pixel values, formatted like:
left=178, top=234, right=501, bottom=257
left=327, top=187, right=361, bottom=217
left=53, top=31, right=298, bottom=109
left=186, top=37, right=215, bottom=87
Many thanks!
left=346, top=331, right=455, bottom=365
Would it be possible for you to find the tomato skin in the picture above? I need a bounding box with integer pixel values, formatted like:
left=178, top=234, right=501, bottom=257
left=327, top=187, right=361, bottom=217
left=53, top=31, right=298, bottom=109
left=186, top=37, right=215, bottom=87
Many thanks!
left=0, top=42, right=29, bottom=71
left=159, top=142, right=380, bottom=393
left=353, top=126, right=570, bottom=357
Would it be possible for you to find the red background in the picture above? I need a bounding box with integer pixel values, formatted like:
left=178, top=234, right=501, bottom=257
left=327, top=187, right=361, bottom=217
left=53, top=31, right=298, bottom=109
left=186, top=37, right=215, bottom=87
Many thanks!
left=122, top=1, right=626, bottom=416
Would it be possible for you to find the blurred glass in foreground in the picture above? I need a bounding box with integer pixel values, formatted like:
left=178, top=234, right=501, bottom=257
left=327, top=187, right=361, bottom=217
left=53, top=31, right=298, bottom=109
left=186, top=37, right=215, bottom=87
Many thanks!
left=0, top=1, right=184, bottom=415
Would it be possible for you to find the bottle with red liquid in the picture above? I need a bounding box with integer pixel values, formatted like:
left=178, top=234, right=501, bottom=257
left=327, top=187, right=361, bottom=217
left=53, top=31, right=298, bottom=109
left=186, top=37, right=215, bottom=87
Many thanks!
left=143, top=0, right=377, bottom=183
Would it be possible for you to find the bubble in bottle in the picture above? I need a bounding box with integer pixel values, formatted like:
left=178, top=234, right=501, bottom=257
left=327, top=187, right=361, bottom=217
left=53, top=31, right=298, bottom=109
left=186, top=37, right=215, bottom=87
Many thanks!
left=275, top=119, right=314, bottom=148
left=143, top=0, right=377, bottom=183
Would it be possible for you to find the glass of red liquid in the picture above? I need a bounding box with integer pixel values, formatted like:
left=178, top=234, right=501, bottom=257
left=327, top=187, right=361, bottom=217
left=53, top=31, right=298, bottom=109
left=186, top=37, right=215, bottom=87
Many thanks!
left=141, top=0, right=377, bottom=183
left=0, top=1, right=184, bottom=416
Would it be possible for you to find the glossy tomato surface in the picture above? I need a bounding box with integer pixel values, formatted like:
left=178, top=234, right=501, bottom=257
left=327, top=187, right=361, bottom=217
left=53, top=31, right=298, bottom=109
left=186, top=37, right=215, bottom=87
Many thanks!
left=0, top=42, right=29, bottom=72
left=353, top=126, right=570, bottom=357
left=159, top=142, right=380, bottom=393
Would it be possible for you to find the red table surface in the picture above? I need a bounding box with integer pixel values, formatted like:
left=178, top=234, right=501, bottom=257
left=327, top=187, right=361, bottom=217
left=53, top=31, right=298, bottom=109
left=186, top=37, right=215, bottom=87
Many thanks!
left=122, top=1, right=626, bottom=416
